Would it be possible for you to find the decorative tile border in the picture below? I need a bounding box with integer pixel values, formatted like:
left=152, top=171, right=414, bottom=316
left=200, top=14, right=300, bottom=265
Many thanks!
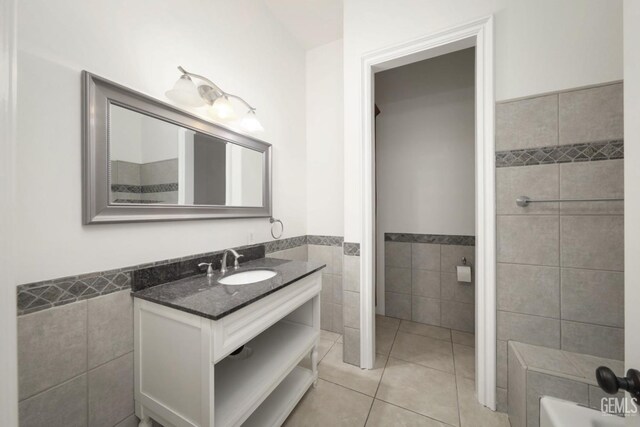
left=343, top=242, right=360, bottom=256
left=111, top=183, right=179, bottom=193
left=385, top=233, right=475, bottom=246
left=264, top=236, right=308, bottom=253
left=17, top=244, right=265, bottom=315
left=18, top=270, right=132, bottom=315
left=495, top=140, right=623, bottom=168
left=307, top=235, right=344, bottom=246
left=18, top=234, right=345, bottom=315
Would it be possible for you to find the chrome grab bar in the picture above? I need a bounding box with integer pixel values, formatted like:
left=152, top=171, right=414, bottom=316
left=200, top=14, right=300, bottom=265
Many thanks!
left=516, top=195, right=624, bottom=207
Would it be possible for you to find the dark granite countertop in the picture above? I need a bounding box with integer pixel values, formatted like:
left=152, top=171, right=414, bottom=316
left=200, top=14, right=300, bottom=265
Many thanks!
left=132, top=257, right=325, bottom=320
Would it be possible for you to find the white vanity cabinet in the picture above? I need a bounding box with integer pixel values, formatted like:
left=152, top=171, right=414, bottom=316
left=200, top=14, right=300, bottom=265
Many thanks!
left=133, top=271, right=322, bottom=427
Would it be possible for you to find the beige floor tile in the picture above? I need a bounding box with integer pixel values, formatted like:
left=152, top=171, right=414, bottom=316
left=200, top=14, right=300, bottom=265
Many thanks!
left=299, top=338, right=335, bottom=370
left=377, top=315, right=401, bottom=330
left=451, top=331, right=474, bottom=348
left=456, top=376, right=510, bottom=427
left=365, top=399, right=448, bottom=427
left=453, top=344, right=475, bottom=380
left=390, top=331, right=455, bottom=373
left=284, top=379, right=373, bottom=427
left=338, top=334, right=344, bottom=343
left=321, top=329, right=341, bottom=342
left=376, top=324, right=398, bottom=356
left=319, top=343, right=387, bottom=396
left=399, top=320, right=452, bottom=342
left=377, top=358, right=459, bottom=426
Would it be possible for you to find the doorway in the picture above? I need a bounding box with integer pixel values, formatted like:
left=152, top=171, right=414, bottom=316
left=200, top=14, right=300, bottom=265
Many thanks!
left=359, top=16, right=496, bottom=409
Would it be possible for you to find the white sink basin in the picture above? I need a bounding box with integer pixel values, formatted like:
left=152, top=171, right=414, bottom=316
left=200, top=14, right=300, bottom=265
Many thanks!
left=540, top=396, right=625, bottom=427
left=218, top=269, right=277, bottom=286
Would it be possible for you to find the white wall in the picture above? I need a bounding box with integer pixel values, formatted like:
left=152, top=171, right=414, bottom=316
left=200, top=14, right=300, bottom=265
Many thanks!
left=343, top=0, right=623, bottom=242
left=306, top=39, right=344, bottom=236
left=16, top=0, right=307, bottom=284
left=375, top=48, right=475, bottom=237
left=624, top=0, right=640, bottom=376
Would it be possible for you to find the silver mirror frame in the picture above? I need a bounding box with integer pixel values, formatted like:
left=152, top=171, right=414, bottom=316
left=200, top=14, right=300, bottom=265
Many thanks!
left=82, top=71, right=272, bottom=224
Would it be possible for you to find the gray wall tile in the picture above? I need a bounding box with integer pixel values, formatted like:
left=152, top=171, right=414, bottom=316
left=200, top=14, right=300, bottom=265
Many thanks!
left=330, top=274, right=343, bottom=305
left=385, top=267, right=411, bottom=294
left=440, top=300, right=474, bottom=332
left=497, top=263, right=560, bottom=318
left=332, top=303, right=343, bottom=334
left=411, top=243, right=440, bottom=271
left=497, top=311, right=560, bottom=348
left=332, top=246, right=343, bottom=275
left=561, top=268, right=624, bottom=327
left=343, top=255, right=360, bottom=292
left=88, top=353, right=134, bottom=427
left=19, top=375, right=87, bottom=427
left=321, top=301, right=333, bottom=331
left=496, top=94, right=558, bottom=150
left=496, top=165, right=559, bottom=215
left=561, top=320, right=624, bottom=360
left=440, top=272, right=474, bottom=304
left=88, top=290, right=133, bottom=369
left=496, top=387, right=508, bottom=414
left=559, top=159, right=624, bottom=215
left=440, top=245, right=474, bottom=273
left=385, top=292, right=411, bottom=320
left=18, top=301, right=88, bottom=400
left=309, top=245, right=337, bottom=274
left=560, top=216, right=624, bottom=271
left=497, top=340, right=508, bottom=389
left=321, top=274, right=334, bottom=304
left=507, top=343, right=526, bottom=427
left=343, top=291, right=360, bottom=329
left=385, top=242, right=411, bottom=267
left=497, top=216, right=559, bottom=266
left=513, top=342, right=581, bottom=377
left=411, top=269, right=440, bottom=298
left=525, top=371, right=589, bottom=427
left=559, top=83, right=623, bottom=145
left=411, top=296, right=440, bottom=326
left=343, top=327, right=360, bottom=366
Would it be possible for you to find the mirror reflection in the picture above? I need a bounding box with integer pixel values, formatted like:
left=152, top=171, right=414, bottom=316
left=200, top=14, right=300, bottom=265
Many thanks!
left=109, top=105, right=264, bottom=207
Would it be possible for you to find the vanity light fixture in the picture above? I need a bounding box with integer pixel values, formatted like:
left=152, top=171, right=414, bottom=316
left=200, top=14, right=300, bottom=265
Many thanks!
left=166, top=66, right=263, bottom=132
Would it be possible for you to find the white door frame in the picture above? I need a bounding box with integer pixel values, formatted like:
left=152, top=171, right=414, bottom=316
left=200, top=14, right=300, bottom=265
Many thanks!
left=0, top=0, right=18, bottom=423
left=360, top=16, right=496, bottom=409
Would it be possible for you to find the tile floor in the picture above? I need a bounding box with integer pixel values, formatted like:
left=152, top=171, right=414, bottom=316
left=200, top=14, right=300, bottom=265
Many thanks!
left=285, top=315, right=510, bottom=427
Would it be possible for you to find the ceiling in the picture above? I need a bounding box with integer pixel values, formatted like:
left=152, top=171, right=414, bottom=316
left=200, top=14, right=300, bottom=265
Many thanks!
left=264, top=0, right=343, bottom=50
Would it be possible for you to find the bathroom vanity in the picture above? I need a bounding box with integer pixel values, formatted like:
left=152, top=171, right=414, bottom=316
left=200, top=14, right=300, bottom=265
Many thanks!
left=132, top=257, right=324, bottom=427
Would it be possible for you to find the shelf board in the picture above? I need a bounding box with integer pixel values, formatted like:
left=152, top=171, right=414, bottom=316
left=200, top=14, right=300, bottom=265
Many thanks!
left=214, top=320, right=317, bottom=427
left=242, top=366, right=314, bottom=427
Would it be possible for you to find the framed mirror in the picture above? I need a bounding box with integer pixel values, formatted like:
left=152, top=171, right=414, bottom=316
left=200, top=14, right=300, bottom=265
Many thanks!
left=82, top=71, right=272, bottom=224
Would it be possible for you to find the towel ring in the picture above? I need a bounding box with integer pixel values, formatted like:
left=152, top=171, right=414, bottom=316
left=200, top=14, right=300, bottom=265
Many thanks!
left=270, top=217, right=283, bottom=239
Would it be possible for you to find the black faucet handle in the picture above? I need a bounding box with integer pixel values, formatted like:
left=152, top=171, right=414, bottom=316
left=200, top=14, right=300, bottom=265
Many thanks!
left=596, top=366, right=640, bottom=402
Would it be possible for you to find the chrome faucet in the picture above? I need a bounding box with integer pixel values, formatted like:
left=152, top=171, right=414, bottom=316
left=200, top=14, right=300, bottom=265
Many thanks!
left=220, top=249, right=244, bottom=274
left=198, top=262, right=214, bottom=278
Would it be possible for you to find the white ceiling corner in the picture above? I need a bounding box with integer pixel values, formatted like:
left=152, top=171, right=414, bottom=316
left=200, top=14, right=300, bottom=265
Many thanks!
left=264, top=0, right=343, bottom=50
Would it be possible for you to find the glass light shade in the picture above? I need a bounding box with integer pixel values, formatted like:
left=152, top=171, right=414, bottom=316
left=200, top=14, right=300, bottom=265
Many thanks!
left=165, top=75, right=206, bottom=107
left=208, top=96, right=237, bottom=121
left=240, top=111, right=264, bottom=132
